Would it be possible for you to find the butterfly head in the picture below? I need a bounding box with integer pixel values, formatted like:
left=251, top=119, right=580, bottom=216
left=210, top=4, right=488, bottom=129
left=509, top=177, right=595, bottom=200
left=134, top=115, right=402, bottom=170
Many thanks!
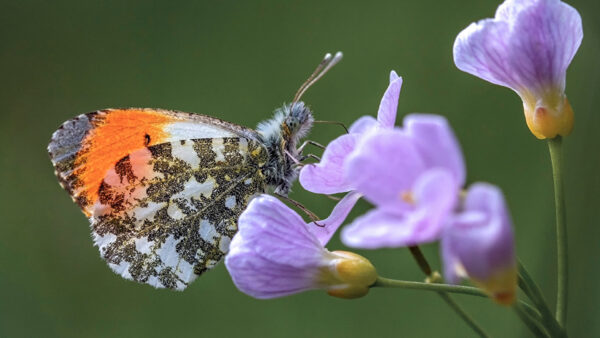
left=256, top=52, right=342, bottom=195
left=255, top=101, right=313, bottom=195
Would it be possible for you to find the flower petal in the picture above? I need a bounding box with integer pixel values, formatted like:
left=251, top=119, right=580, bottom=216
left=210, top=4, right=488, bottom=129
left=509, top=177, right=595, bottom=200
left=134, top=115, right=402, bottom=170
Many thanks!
left=404, top=114, right=466, bottom=186
left=442, top=183, right=515, bottom=283
left=344, top=128, right=425, bottom=208
left=237, top=195, right=326, bottom=268
left=307, top=191, right=362, bottom=246
left=377, top=70, right=403, bottom=128
left=299, top=133, right=361, bottom=194
left=453, top=0, right=583, bottom=93
left=341, top=169, right=457, bottom=248
left=226, top=234, right=322, bottom=299
left=348, top=115, right=378, bottom=134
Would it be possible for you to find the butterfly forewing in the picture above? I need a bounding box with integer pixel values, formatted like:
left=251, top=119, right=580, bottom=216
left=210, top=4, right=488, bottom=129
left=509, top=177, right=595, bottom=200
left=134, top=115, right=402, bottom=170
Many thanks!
left=48, top=108, right=268, bottom=290
left=48, top=108, right=260, bottom=217
left=92, top=138, right=268, bottom=290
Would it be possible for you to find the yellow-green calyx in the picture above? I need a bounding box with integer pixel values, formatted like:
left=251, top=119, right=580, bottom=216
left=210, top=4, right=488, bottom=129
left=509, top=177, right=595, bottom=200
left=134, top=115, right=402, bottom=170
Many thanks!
left=521, top=89, right=574, bottom=139
left=319, top=251, right=377, bottom=299
left=471, top=265, right=518, bottom=306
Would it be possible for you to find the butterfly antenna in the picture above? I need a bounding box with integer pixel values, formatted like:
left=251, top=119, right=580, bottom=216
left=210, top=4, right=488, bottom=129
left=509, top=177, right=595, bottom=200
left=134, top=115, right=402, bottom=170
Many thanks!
left=292, top=51, right=343, bottom=103
left=292, top=53, right=332, bottom=103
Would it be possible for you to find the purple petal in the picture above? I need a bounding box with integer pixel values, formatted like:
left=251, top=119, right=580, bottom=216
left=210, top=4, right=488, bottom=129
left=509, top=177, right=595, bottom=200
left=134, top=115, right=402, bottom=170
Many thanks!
left=441, top=237, right=463, bottom=284
left=237, top=195, right=326, bottom=268
left=341, top=209, right=411, bottom=249
left=299, top=133, right=361, bottom=194
left=307, top=191, right=362, bottom=246
left=442, top=183, right=515, bottom=282
left=225, top=234, right=323, bottom=299
left=454, top=19, right=516, bottom=88
left=344, top=128, right=426, bottom=208
left=454, top=0, right=583, bottom=93
left=349, top=115, right=378, bottom=134
left=341, top=169, right=458, bottom=248
left=377, top=71, right=403, bottom=128
left=404, top=114, right=466, bottom=186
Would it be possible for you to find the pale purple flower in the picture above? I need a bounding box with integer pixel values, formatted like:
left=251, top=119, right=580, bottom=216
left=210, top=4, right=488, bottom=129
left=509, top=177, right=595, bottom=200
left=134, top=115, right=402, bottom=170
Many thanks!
left=453, top=0, right=582, bottom=139
left=341, top=114, right=465, bottom=248
left=224, top=192, right=376, bottom=299
left=299, top=71, right=403, bottom=194
left=442, top=183, right=517, bottom=305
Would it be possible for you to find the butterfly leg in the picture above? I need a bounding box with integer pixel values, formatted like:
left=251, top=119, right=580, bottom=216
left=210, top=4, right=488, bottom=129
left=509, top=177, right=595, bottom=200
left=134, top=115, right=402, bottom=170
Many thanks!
left=275, top=193, right=324, bottom=227
left=297, top=140, right=326, bottom=152
left=324, top=194, right=341, bottom=201
left=300, top=154, right=321, bottom=162
left=313, top=120, right=349, bottom=134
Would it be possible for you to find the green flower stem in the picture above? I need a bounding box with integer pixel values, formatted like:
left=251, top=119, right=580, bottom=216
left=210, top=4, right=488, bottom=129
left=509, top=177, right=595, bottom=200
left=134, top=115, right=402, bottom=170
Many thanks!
left=405, top=246, right=489, bottom=337
left=408, top=246, right=433, bottom=276
left=372, top=276, right=487, bottom=296
left=374, top=275, right=490, bottom=337
left=518, top=262, right=566, bottom=337
left=437, top=292, right=490, bottom=338
left=513, top=302, right=549, bottom=338
left=547, top=136, right=568, bottom=326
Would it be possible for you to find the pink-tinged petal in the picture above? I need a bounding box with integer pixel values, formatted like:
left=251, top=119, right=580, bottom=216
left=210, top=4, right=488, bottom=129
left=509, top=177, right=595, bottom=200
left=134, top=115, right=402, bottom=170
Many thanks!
left=454, top=19, right=516, bottom=88
left=237, top=195, right=326, bottom=268
left=341, top=169, right=458, bottom=248
left=307, top=191, right=362, bottom=246
left=454, top=0, right=583, bottom=93
left=341, top=209, right=412, bottom=249
left=442, top=183, right=516, bottom=304
left=226, top=234, right=323, bottom=299
left=507, top=0, right=582, bottom=92
left=299, top=133, right=361, bottom=194
left=410, top=169, right=459, bottom=241
left=345, top=128, right=426, bottom=208
left=441, top=237, right=463, bottom=284
left=404, top=114, right=466, bottom=186
left=225, top=195, right=377, bottom=299
left=377, top=70, right=403, bottom=128
left=348, top=115, right=378, bottom=134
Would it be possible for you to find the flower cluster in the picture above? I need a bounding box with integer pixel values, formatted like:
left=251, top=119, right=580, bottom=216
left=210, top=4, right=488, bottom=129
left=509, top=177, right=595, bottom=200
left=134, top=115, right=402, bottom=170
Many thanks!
left=225, top=0, right=582, bottom=309
left=225, top=71, right=516, bottom=304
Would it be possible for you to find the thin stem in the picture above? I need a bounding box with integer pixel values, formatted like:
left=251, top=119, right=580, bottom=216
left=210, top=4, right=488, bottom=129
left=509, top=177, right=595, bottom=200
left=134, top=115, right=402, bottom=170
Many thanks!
left=375, top=276, right=541, bottom=337
left=408, top=246, right=432, bottom=276
left=513, top=302, right=549, bottom=337
left=518, top=262, right=566, bottom=337
left=437, top=292, right=490, bottom=338
left=405, top=247, right=490, bottom=337
left=372, top=276, right=487, bottom=297
left=547, top=136, right=568, bottom=326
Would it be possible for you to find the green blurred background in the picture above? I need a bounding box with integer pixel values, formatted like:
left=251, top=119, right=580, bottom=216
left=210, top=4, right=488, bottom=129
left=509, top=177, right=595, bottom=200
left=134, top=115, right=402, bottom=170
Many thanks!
left=1, top=0, right=599, bottom=337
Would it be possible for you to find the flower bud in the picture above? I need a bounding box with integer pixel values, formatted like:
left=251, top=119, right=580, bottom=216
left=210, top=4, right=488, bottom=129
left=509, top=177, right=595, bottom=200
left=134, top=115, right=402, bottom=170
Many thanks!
left=523, top=91, right=574, bottom=139
left=323, top=251, right=377, bottom=299
left=442, top=183, right=517, bottom=306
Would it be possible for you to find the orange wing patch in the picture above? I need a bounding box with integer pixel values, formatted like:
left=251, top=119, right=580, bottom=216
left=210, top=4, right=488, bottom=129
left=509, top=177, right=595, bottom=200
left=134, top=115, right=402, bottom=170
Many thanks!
left=49, top=109, right=177, bottom=216
left=75, top=109, right=172, bottom=213
left=48, top=107, right=253, bottom=217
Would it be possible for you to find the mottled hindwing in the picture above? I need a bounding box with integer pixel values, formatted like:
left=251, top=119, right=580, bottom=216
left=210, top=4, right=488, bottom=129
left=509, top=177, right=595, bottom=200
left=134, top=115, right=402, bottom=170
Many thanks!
left=92, top=137, right=268, bottom=290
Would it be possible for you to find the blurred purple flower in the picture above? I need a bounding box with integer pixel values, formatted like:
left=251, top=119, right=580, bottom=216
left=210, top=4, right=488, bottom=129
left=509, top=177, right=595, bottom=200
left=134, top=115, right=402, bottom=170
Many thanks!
left=299, top=71, right=403, bottom=194
left=341, top=114, right=465, bottom=248
left=442, top=183, right=517, bottom=305
left=453, top=0, right=582, bottom=139
left=224, top=192, right=376, bottom=299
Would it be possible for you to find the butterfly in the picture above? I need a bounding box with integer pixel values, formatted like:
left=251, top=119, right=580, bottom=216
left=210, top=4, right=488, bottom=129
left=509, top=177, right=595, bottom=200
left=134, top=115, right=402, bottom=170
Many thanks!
left=48, top=52, right=342, bottom=290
